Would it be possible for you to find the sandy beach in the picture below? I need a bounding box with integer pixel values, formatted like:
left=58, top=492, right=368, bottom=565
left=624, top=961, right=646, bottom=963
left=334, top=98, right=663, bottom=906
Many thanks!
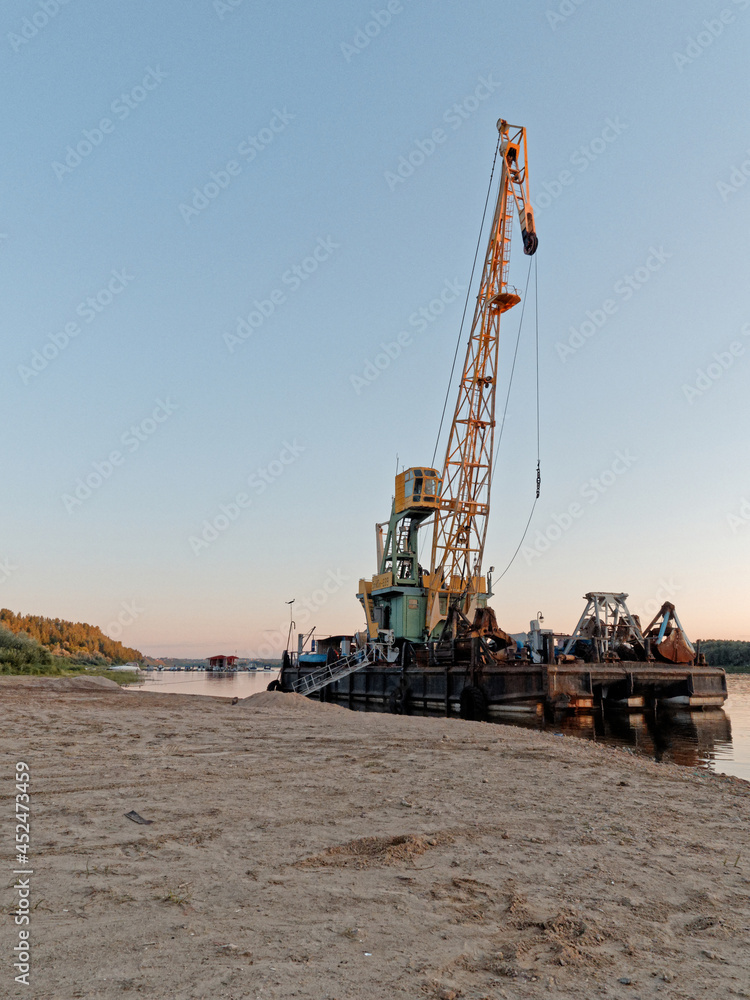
left=3, top=677, right=750, bottom=999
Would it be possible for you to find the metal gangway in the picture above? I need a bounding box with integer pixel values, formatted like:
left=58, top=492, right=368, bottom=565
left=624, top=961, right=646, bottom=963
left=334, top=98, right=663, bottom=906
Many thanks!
left=290, top=646, right=376, bottom=696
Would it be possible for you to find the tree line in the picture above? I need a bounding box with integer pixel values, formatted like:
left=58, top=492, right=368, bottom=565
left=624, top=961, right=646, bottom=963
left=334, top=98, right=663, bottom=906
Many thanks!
left=0, top=609, right=142, bottom=665
left=698, top=639, right=750, bottom=671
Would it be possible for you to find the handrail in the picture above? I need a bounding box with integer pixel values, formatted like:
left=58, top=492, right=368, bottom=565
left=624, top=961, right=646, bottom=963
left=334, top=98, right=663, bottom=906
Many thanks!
left=291, top=647, right=374, bottom=696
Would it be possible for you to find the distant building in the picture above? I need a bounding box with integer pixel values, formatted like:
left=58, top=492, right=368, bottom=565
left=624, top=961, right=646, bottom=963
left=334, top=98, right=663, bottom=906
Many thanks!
left=207, top=654, right=238, bottom=671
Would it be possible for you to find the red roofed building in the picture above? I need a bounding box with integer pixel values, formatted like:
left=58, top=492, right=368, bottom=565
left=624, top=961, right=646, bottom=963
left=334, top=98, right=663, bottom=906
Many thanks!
left=208, top=654, right=238, bottom=671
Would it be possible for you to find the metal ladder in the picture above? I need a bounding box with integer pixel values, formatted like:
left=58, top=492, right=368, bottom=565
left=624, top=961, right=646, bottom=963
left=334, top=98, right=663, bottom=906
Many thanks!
left=291, top=646, right=375, bottom=696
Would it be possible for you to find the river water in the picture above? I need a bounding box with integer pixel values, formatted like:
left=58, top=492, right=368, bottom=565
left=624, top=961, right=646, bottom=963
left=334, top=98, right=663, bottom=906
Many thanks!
left=130, top=671, right=750, bottom=783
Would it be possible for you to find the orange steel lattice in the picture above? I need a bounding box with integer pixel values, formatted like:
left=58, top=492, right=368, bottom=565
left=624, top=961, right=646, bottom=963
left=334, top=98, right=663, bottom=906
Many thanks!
left=428, top=120, right=537, bottom=625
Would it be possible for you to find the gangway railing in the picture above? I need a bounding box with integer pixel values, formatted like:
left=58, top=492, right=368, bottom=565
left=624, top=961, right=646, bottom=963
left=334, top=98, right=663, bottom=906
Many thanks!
left=291, top=646, right=375, bottom=696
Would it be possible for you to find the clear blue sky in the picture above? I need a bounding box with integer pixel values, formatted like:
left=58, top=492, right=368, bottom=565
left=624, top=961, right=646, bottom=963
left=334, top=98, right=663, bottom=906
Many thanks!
left=2, top=0, right=749, bottom=657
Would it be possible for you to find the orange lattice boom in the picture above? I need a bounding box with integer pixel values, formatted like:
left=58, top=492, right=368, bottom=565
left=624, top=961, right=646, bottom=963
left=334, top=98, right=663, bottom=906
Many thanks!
left=427, top=119, right=537, bottom=629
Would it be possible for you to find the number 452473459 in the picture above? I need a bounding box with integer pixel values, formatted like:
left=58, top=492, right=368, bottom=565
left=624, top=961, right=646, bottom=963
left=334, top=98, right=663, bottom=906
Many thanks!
left=15, top=762, right=30, bottom=864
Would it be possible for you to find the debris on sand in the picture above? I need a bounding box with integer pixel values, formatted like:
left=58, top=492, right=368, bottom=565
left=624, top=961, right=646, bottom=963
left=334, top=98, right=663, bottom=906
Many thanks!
left=296, top=832, right=453, bottom=869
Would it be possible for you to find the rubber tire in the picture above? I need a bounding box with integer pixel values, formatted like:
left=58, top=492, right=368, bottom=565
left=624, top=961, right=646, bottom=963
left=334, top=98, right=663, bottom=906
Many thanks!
left=266, top=679, right=281, bottom=692
left=388, top=685, right=412, bottom=715
left=460, top=685, right=488, bottom=722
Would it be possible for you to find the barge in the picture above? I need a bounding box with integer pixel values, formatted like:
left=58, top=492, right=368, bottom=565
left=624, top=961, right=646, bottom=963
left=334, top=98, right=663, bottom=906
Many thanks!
left=275, top=120, right=726, bottom=718
left=278, top=591, right=727, bottom=718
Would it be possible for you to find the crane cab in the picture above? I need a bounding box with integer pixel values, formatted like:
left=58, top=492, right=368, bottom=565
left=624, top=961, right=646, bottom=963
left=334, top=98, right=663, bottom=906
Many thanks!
left=394, top=467, right=442, bottom=514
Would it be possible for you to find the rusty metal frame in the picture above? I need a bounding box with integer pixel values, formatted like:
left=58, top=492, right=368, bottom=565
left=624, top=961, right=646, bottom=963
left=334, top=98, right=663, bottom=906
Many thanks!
left=562, top=592, right=645, bottom=659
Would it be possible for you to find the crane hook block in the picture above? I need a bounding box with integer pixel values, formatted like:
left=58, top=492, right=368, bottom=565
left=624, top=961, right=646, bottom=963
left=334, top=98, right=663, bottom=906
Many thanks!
left=521, top=206, right=538, bottom=256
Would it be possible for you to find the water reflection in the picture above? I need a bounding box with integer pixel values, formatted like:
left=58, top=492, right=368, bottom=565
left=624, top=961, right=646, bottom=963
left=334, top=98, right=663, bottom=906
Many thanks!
left=496, top=706, right=735, bottom=773
left=130, top=670, right=274, bottom=700
left=489, top=677, right=750, bottom=781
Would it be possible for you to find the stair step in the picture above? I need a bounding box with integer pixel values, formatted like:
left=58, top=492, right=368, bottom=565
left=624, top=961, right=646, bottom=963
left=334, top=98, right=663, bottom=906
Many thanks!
left=291, top=648, right=375, bottom=696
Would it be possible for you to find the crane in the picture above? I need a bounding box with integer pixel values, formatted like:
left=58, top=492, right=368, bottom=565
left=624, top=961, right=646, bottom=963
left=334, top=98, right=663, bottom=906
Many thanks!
left=426, top=119, right=537, bottom=633
left=357, top=118, right=537, bottom=647
left=283, top=121, right=724, bottom=716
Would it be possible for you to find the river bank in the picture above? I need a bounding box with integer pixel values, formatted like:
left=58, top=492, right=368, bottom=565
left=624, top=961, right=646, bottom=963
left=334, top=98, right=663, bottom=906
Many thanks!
left=3, top=678, right=749, bottom=999
left=127, top=671, right=750, bottom=781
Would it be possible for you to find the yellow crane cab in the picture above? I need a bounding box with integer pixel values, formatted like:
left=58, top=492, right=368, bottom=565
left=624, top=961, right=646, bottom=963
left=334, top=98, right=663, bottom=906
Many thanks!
left=394, top=467, right=442, bottom=514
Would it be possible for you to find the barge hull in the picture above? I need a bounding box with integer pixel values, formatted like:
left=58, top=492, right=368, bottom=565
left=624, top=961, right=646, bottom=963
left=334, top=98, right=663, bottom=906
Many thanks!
left=280, top=660, right=728, bottom=716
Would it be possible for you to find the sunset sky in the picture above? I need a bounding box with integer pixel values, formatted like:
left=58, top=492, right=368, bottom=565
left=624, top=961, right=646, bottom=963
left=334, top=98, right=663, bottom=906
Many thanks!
left=3, top=0, right=749, bottom=657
